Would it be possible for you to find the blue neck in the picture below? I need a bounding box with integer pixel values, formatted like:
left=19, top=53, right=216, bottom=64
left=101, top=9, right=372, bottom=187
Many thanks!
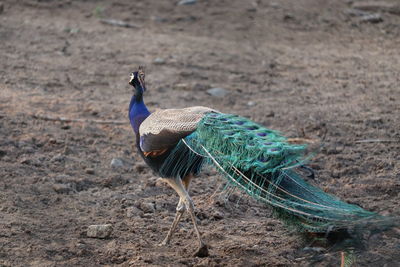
left=129, top=94, right=150, bottom=137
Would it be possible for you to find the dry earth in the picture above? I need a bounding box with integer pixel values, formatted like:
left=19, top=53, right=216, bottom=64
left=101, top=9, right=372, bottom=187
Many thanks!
left=1, top=0, right=400, bottom=266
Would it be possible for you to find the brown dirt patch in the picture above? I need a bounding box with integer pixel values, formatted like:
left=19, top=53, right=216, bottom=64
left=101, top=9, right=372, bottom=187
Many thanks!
left=1, top=0, right=399, bottom=266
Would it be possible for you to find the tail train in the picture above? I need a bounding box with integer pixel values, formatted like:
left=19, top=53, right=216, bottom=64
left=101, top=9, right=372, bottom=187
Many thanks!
left=160, top=112, right=396, bottom=234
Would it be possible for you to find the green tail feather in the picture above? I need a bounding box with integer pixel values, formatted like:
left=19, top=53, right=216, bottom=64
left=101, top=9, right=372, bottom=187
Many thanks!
left=162, top=112, right=394, bottom=233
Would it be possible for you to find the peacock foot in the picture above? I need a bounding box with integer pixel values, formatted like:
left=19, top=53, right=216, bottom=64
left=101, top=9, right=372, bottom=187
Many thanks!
left=193, top=243, right=209, bottom=257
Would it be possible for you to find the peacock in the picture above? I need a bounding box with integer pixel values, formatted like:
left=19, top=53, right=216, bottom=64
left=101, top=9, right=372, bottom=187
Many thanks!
left=128, top=66, right=394, bottom=258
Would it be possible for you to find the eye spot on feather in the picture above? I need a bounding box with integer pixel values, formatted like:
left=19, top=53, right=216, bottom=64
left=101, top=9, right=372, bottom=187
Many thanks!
left=248, top=142, right=255, bottom=146
left=235, top=121, right=245, bottom=125
left=257, top=132, right=267, bottom=137
left=263, top=142, right=273, bottom=146
left=270, top=147, right=281, bottom=152
left=246, top=126, right=259, bottom=130
left=209, top=113, right=218, bottom=117
left=258, top=156, right=268, bottom=162
left=219, top=118, right=228, bottom=121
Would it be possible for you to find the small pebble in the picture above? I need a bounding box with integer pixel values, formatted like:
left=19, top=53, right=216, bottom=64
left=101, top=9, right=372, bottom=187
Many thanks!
left=153, top=57, right=166, bottom=65
left=213, top=210, right=224, bottom=220
left=139, top=202, right=156, bottom=213
left=126, top=206, right=143, bottom=218
left=302, top=246, right=325, bottom=253
left=351, top=1, right=400, bottom=14
left=174, top=83, right=191, bottom=91
left=85, top=168, right=95, bottom=175
left=51, top=154, right=65, bottom=162
left=360, top=13, right=383, bottom=23
left=206, top=88, right=229, bottom=98
left=87, top=224, right=113, bottom=238
left=178, top=0, right=197, bottom=6
left=110, top=158, right=124, bottom=169
left=53, top=184, right=72, bottom=194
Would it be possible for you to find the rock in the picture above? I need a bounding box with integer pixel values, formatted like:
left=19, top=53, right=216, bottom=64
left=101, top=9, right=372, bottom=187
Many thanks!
left=212, top=210, right=224, bottom=220
left=174, top=83, right=191, bottom=91
left=139, top=202, right=155, bottom=213
left=153, top=57, right=166, bottom=65
left=53, top=184, right=72, bottom=194
left=302, top=246, right=325, bottom=253
left=110, top=158, right=124, bottom=169
left=20, top=157, right=31, bottom=164
left=19, top=157, right=41, bottom=166
left=326, top=145, right=344, bottom=155
left=247, top=101, right=256, bottom=107
left=206, top=88, right=229, bottom=98
left=87, top=224, right=113, bottom=238
left=99, top=19, right=138, bottom=28
left=360, top=13, right=383, bottom=23
left=102, top=175, right=128, bottom=188
left=345, top=8, right=371, bottom=17
left=352, top=1, right=400, bottom=15
left=0, top=3, right=4, bottom=14
left=177, top=0, right=197, bottom=6
left=51, top=154, right=65, bottom=162
left=85, top=168, right=95, bottom=175
left=266, top=111, right=275, bottom=117
left=135, top=163, right=147, bottom=173
left=331, top=170, right=341, bottom=178
left=151, top=16, right=168, bottom=23
left=126, top=206, right=143, bottom=218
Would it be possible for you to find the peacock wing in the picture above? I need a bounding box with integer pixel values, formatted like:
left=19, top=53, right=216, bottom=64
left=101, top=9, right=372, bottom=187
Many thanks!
left=139, top=106, right=217, bottom=155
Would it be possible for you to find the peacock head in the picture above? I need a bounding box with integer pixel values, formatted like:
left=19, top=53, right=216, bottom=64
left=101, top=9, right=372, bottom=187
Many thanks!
left=129, top=66, right=146, bottom=94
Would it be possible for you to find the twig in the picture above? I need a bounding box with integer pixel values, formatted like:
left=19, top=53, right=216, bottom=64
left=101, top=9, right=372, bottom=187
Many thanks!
left=32, top=114, right=126, bottom=125
left=287, top=137, right=318, bottom=144
left=100, top=19, right=139, bottom=28
left=355, top=139, right=399, bottom=144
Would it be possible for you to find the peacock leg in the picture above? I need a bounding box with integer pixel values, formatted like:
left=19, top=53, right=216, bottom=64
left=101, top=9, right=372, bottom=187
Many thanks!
left=160, top=198, right=185, bottom=246
left=163, top=175, right=209, bottom=257
left=160, top=174, right=193, bottom=246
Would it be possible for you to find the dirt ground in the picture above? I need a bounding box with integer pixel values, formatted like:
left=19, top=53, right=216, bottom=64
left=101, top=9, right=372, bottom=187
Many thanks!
left=1, top=0, right=400, bottom=266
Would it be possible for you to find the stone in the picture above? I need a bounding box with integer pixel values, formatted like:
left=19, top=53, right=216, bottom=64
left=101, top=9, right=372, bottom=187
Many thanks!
left=126, top=206, right=143, bottom=218
left=174, top=83, right=191, bottom=91
left=153, top=57, right=166, bottom=65
left=360, top=13, right=383, bottom=23
left=303, top=246, right=325, bottom=253
left=139, top=202, right=156, bottom=213
left=85, top=168, right=95, bottom=175
left=212, top=210, right=224, bottom=220
left=110, top=158, right=124, bottom=169
left=51, top=154, right=65, bottom=162
left=87, top=224, right=113, bottom=238
left=178, top=0, right=197, bottom=6
left=352, top=1, right=400, bottom=15
left=151, top=16, right=168, bottom=23
left=53, top=184, right=72, bottom=194
left=206, top=88, right=229, bottom=98
left=345, top=8, right=371, bottom=17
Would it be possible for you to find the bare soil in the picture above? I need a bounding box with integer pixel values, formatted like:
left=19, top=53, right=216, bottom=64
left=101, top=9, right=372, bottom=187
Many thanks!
left=1, top=0, right=400, bottom=266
